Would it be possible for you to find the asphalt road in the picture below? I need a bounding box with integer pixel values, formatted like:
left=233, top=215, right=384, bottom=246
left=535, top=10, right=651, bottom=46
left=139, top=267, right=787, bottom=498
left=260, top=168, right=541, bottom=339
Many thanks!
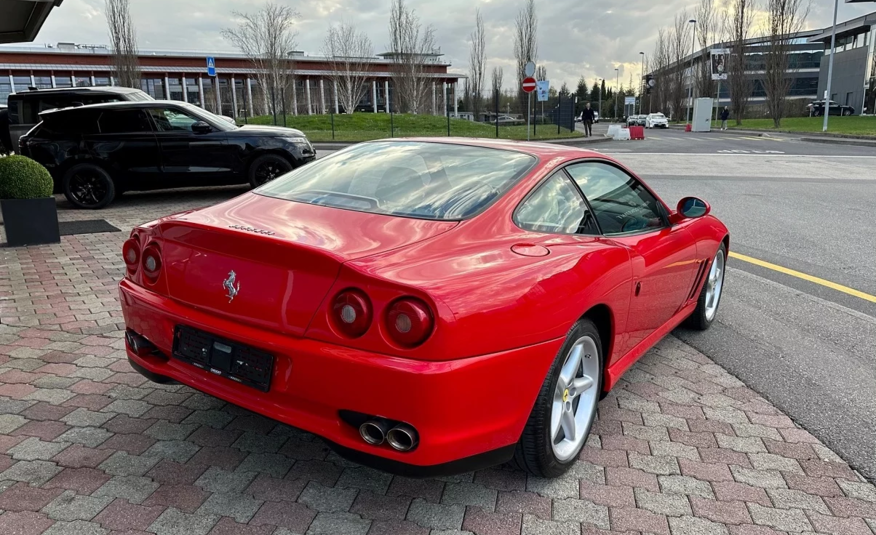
left=598, top=129, right=876, bottom=482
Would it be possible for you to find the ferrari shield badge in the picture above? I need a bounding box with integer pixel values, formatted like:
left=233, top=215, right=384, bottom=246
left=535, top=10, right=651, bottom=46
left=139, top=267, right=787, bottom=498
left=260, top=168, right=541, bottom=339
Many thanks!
left=223, top=271, right=240, bottom=302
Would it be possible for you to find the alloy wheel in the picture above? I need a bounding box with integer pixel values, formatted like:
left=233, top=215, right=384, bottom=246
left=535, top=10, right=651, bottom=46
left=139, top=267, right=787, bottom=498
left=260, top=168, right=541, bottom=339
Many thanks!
left=704, top=249, right=725, bottom=321
left=254, top=161, right=286, bottom=186
left=69, top=171, right=109, bottom=207
left=550, top=336, right=600, bottom=462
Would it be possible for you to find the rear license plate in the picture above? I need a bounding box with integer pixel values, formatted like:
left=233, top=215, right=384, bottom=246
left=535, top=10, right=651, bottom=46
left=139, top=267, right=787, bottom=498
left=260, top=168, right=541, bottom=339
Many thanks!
left=172, top=325, right=274, bottom=392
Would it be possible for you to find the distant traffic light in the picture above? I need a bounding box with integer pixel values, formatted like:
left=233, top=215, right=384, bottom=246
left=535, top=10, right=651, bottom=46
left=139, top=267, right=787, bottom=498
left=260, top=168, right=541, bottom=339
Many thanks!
left=645, top=74, right=655, bottom=95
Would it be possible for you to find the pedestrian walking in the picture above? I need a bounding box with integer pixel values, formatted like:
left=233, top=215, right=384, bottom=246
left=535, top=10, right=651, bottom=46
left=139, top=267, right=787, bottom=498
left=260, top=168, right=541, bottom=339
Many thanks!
left=720, top=106, right=730, bottom=131
left=582, top=103, right=594, bottom=137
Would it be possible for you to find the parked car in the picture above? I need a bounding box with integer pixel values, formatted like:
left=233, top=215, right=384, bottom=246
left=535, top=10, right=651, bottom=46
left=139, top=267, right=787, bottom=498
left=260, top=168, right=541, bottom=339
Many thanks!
left=1, top=86, right=153, bottom=153
left=645, top=113, right=669, bottom=128
left=806, top=100, right=854, bottom=117
left=626, top=115, right=646, bottom=127
left=19, top=100, right=315, bottom=209
left=120, top=138, right=729, bottom=478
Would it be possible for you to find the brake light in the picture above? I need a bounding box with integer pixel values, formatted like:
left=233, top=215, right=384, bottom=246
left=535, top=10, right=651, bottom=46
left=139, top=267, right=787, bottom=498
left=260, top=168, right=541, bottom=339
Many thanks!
left=122, top=239, right=140, bottom=275
left=386, top=298, right=434, bottom=347
left=331, top=289, right=372, bottom=338
left=141, top=244, right=162, bottom=283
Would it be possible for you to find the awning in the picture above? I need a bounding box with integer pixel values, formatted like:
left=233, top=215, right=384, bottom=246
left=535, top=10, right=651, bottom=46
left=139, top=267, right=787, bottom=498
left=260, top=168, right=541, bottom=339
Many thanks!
left=0, top=0, right=63, bottom=44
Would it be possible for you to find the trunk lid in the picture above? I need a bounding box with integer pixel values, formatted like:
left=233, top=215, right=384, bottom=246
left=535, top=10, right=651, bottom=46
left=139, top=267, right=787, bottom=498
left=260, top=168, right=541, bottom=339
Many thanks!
left=155, top=193, right=457, bottom=336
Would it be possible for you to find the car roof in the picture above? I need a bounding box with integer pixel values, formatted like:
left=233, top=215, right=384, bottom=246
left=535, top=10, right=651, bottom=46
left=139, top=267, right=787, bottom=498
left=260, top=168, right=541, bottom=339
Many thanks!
left=39, top=99, right=187, bottom=116
left=12, top=86, right=145, bottom=97
left=374, top=137, right=604, bottom=160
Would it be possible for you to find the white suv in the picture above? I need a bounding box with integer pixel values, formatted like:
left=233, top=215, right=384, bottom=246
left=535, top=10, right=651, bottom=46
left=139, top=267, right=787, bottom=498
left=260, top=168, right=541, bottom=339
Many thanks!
left=645, top=113, right=668, bottom=128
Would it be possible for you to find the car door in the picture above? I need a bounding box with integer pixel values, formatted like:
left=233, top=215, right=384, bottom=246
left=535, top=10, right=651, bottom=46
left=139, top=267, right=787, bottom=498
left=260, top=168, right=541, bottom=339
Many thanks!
left=146, top=105, right=231, bottom=186
left=565, top=161, right=700, bottom=353
left=91, top=108, right=162, bottom=188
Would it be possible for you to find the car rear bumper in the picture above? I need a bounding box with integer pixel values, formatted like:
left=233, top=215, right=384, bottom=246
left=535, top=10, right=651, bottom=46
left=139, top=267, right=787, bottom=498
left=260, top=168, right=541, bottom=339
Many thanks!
left=119, top=279, right=562, bottom=474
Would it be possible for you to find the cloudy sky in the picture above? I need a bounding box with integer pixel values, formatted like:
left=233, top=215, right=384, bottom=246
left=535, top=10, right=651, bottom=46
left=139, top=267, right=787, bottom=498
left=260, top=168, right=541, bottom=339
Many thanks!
left=28, top=0, right=875, bottom=91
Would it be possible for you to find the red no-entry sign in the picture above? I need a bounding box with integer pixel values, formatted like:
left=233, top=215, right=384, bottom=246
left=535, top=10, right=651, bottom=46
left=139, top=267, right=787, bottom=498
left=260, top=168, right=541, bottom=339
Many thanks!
left=522, top=77, right=537, bottom=93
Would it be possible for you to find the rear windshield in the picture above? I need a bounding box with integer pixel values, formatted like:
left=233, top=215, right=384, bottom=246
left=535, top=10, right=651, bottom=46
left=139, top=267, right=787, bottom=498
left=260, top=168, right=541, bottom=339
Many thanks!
left=256, top=141, right=537, bottom=220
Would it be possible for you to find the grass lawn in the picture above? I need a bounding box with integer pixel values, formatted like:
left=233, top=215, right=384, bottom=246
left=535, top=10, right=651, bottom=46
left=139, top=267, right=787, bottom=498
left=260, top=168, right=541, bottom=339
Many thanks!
left=717, top=116, right=876, bottom=136
left=243, top=113, right=583, bottom=142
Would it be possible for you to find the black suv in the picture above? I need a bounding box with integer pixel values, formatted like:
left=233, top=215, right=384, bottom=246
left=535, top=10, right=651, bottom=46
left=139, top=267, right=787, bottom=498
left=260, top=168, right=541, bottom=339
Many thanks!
left=1, top=86, right=152, bottom=153
left=20, top=100, right=316, bottom=209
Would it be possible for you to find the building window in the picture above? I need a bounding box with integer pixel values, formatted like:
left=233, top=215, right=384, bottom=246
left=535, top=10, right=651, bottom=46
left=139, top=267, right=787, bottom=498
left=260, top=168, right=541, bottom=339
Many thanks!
left=13, top=76, right=31, bottom=91
left=94, top=76, right=110, bottom=86
left=34, top=76, right=52, bottom=89
left=0, top=78, right=12, bottom=103
left=167, top=77, right=183, bottom=100
left=54, top=76, right=73, bottom=88
left=185, top=77, right=199, bottom=105
left=141, top=78, right=165, bottom=99
left=75, top=76, right=91, bottom=87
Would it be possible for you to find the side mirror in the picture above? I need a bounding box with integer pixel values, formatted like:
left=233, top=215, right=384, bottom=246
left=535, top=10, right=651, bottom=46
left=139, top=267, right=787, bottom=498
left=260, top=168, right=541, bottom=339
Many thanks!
left=192, top=121, right=212, bottom=134
left=670, top=197, right=710, bottom=224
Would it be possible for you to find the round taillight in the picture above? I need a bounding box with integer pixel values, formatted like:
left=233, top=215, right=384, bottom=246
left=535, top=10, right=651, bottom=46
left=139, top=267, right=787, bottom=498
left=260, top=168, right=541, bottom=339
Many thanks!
left=386, top=298, right=433, bottom=347
left=331, top=289, right=372, bottom=338
left=122, top=239, right=140, bottom=272
left=142, top=245, right=162, bottom=282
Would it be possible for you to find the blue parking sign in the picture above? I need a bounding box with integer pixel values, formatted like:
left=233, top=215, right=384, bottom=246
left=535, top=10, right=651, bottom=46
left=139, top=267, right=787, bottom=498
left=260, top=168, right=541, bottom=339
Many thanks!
left=206, top=57, right=216, bottom=76
left=536, top=80, right=550, bottom=102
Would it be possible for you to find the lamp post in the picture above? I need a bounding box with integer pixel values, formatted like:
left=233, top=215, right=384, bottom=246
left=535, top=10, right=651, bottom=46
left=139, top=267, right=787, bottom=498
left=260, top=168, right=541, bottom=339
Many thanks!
left=598, top=78, right=603, bottom=120
left=687, top=18, right=697, bottom=124
left=823, top=0, right=840, bottom=132
left=639, top=52, right=645, bottom=115
left=614, top=67, right=619, bottom=121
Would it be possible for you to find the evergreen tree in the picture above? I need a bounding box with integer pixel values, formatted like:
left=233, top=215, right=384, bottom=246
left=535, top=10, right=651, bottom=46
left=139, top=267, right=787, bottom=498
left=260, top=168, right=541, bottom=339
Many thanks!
left=590, top=80, right=600, bottom=103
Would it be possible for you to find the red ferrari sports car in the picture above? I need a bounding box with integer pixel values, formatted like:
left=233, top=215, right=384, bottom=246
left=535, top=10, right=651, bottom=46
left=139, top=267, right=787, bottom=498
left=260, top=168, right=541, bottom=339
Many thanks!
left=120, top=138, right=728, bottom=478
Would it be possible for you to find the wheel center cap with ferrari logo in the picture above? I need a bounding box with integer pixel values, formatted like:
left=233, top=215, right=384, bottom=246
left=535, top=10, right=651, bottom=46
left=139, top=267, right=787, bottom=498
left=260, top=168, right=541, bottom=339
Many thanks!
left=562, top=389, right=569, bottom=402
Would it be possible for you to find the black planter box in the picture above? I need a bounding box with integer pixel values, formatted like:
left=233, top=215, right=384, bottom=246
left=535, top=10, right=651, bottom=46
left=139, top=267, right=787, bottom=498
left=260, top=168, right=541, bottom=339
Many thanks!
left=1, top=198, right=60, bottom=247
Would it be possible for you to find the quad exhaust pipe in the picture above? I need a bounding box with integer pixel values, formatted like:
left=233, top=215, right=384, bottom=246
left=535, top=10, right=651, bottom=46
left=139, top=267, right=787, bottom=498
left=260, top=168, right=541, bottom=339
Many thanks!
left=358, top=418, right=419, bottom=452
left=386, top=423, right=419, bottom=452
left=359, top=418, right=391, bottom=445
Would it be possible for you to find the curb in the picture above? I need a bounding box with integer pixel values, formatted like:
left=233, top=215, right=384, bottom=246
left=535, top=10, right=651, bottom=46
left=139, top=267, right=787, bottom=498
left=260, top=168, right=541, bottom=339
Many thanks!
left=800, top=137, right=876, bottom=148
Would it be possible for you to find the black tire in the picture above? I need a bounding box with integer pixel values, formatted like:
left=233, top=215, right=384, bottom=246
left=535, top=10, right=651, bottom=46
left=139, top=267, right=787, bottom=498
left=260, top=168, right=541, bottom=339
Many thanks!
left=513, top=319, right=603, bottom=477
left=685, top=243, right=727, bottom=331
left=63, top=163, right=116, bottom=209
left=842, top=110, right=852, bottom=117
left=248, top=154, right=293, bottom=188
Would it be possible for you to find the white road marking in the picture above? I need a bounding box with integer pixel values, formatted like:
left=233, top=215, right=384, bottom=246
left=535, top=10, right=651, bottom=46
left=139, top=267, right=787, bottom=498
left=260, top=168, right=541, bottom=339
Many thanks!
left=718, top=149, right=785, bottom=154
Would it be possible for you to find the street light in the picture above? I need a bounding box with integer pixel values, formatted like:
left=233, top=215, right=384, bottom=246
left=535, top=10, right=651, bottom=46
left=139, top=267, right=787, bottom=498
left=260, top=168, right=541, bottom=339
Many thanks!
left=614, top=67, right=619, bottom=122
left=687, top=19, right=697, bottom=124
left=828, top=1, right=876, bottom=131
left=639, top=52, right=645, bottom=115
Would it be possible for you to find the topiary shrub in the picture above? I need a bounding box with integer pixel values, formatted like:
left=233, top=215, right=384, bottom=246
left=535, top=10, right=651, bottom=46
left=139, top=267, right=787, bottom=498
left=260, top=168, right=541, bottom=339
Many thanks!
left=0, top=155, right=54, bottom=199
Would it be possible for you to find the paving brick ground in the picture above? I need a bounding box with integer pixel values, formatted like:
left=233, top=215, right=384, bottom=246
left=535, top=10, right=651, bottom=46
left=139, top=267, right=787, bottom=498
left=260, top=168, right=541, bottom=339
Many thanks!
left=1, top=190, right=875, bottom=534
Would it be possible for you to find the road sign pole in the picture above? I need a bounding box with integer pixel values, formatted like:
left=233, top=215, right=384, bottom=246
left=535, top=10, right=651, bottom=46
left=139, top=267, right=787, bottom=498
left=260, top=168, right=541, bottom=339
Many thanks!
left=527, top=92, right=531, bottom=141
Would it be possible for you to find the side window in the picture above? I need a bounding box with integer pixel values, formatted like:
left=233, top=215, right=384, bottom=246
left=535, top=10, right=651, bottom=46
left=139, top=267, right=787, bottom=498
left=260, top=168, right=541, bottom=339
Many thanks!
left=515, top=172, right=596, bottom=235
left=97, top=110, right=152, bottom=134
left=42, top=111, right=100, bottom=136
left=566, top=162, right=665, bottom=235
left=148, top=108, right=200, bottom=132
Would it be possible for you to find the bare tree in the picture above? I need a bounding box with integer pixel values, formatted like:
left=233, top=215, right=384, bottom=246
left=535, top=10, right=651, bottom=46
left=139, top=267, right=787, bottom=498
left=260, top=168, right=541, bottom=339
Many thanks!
left=725, top=0, right=756, bottom=124
left=514, top=0, right=538, bottom=112
left=668, top=11, right=692, bottom=121
left=763, top=0, right=809, bottom=127
left=388, top=0, right=437, bottom=114
left=535, top=65, right=547, bottom=81
left=695, top=0, right=717, bottom=100
left=491, top=66, right=504, bottom=100
left=105, top=0, right=140, bottom=88
left=322, top=23, right=373, bottom=114
left=222, top=3, right=298, bottom=117
left=467, top=10, right=486, bottom=119
left=651, top=28, right=670, bottom=114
